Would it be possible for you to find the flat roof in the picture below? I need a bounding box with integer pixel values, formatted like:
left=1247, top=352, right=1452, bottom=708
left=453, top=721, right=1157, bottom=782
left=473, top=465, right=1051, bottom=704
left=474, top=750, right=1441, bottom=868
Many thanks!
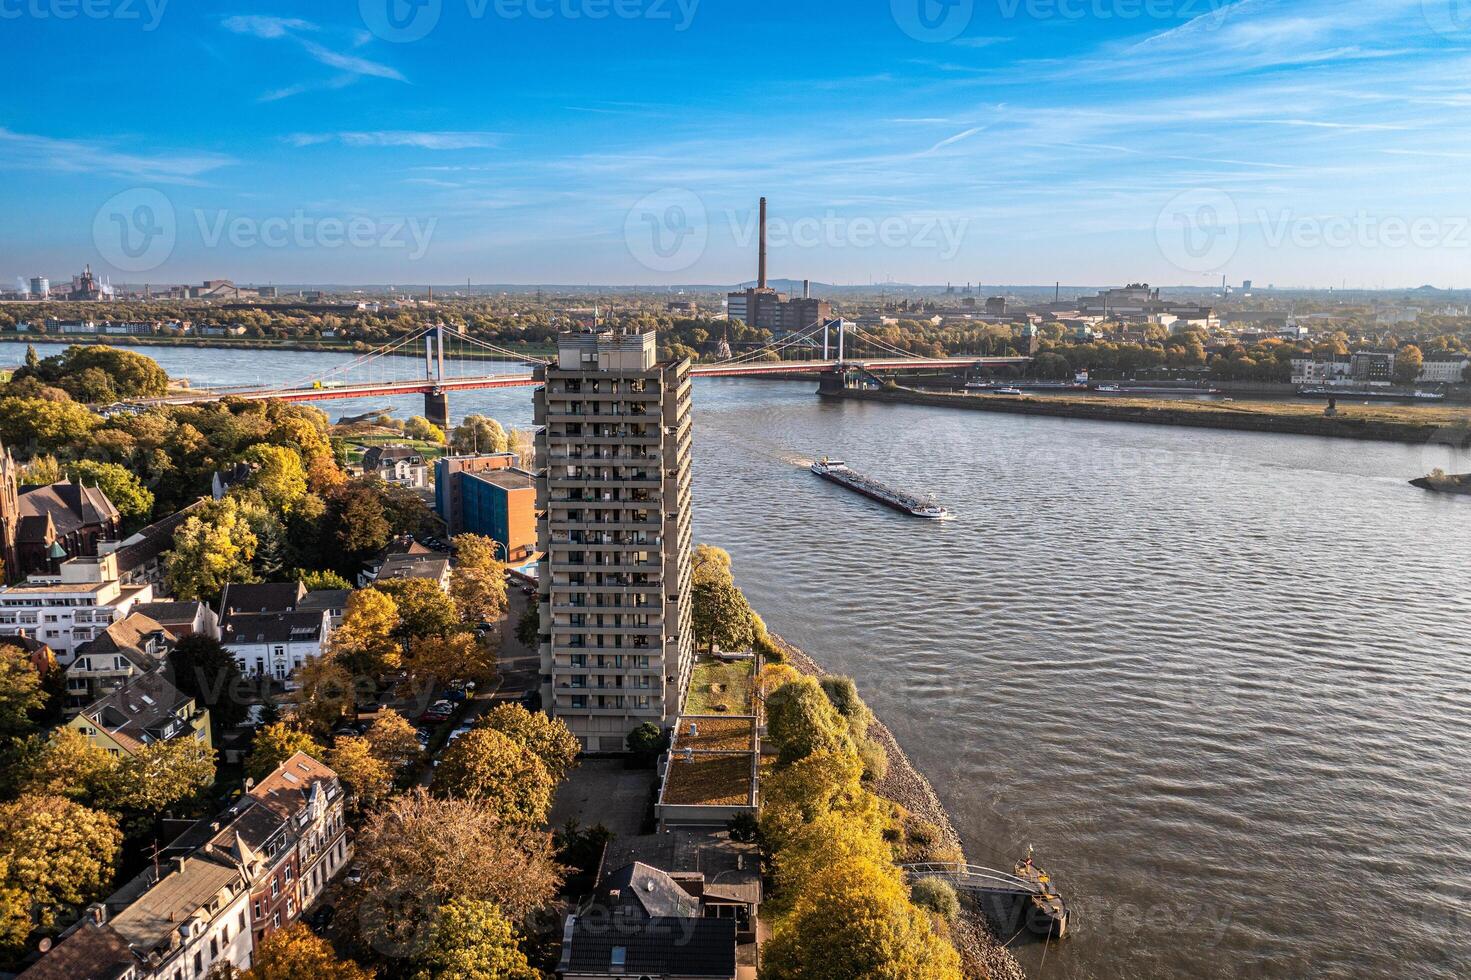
left=663, top=753, right=754, bottom=808
left=467, top=468, right=536, bottom=491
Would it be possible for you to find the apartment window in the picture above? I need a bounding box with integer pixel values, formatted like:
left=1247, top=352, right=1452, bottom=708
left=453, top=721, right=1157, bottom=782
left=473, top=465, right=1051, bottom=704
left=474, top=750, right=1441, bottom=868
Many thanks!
left=210, top=937, right=218, bottom=958
left=194, top=951, right=203, bottom=975
left=239, top=910, right=247, bottom=931
left=272, top=913, right=281, bottom=929
left=271, top=879, right=279, bottom=897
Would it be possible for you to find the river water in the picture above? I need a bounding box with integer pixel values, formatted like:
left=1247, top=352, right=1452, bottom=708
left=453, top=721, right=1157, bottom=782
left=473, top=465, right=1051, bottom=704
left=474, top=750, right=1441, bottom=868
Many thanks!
left=9, top=341, right=1471, bottom=979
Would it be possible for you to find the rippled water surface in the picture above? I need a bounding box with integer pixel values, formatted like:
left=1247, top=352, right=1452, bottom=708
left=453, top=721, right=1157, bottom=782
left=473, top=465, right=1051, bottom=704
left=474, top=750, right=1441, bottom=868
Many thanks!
left=10, top=341, right=1471, bottom=979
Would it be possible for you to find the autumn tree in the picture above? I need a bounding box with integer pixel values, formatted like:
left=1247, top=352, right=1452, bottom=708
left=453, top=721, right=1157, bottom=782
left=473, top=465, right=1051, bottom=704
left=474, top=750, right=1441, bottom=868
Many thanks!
left=0, top=395, right=98, bottom=454
left=328, top=736, right=394, bottom=814
left=449, top=533, right=508, bottom=626
left=365, top=708, right=421, bottom=771
left=0, top=795, right=121, bottom=929
left=406, top=632, right=497, bottom=689
left=691, top=543, right=734, bottom=587
left=16, top=728, right=118, bottom=801
left=819, top=676, right=874, bottom=741
left=404, top=415, right=445, bottom=444
left=298, top=569, right=352, bottom=591
left=766, top=677, right=855, bottom=766
left=411, top=898, right=538, bottom=980
left=431, top=728, right=554, bottom=825
left=247, top=723, right=326, bottom=782
left=0, top=856, right=30, bottom=960
left=104, top=739, right=215, bottom=814
left=377, top=578, right=460, bottom=641
left=294, top=656, right=359, bottom=733
left=237, top=443, right=309, bottom=514
left=450, top=414, right=508, bottom=455
left=1394, top=343, right=1424, bottom=386
left=332, top=588, right=402, bottom=677
left=691, top=579, right=760, bottom=654
left=476, top=703, right=579, bottom=782
left=761, top=856, right=962, bottom=980
left=241, top=923, right=373, bottom=980
left=352, top=790, right=562, bottom=956
left=165, top=496, right=259, bottom=600
left=0, top=644, right=45, bottom=737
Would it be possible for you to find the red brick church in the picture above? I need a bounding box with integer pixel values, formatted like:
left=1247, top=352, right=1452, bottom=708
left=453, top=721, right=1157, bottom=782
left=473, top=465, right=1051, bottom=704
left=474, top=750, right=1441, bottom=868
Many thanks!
left=0, top=442, right=121, bottom=583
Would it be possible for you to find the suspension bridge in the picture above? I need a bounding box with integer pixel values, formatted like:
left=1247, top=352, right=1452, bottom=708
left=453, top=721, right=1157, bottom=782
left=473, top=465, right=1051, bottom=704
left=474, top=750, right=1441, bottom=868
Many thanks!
left=140, top=320, right=1030, bottom=427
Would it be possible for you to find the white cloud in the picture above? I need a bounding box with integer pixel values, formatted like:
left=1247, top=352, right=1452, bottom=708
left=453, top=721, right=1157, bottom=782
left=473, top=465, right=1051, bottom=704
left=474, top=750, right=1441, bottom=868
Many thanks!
left=0, top=127, right=234, bottom=184
left=221, top=15, right=316, bottom=39
left=288, top=131, right=504, bottom=150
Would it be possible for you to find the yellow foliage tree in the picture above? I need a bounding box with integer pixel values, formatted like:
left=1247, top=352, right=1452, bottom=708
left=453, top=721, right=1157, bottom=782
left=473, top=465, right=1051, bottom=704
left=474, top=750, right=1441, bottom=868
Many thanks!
left=431, top=728, right=554, bottom=825
left=242, top=923, right=374, bottom=980
left=332, top=587, right=402, bottom=677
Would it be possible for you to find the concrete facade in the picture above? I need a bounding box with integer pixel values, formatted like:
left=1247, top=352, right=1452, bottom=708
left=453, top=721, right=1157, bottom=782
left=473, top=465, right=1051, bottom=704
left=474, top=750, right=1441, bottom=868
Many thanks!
left=535, top=330, right=694, bottom=752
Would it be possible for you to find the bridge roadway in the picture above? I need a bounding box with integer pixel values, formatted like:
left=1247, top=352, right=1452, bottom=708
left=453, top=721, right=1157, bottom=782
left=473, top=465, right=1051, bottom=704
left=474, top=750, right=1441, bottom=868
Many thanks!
left=140, top=356, right=1031, bottom=406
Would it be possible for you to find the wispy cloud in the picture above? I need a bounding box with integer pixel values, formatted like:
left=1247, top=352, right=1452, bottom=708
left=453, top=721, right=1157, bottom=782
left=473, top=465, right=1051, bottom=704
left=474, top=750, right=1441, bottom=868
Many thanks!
left=0, top=127, right=234, bottom=184
left=221, top=15, right=314, bottom=39
left=952, top=36, right=1011, bottom=48
left=222, top=14, right=405, bottom=96
left=288, top=131, right=504, bottom=150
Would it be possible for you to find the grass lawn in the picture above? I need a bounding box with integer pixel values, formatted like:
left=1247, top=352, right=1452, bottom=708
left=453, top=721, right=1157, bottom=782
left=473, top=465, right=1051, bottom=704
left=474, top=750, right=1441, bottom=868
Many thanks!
left=685, top=657, right=754, bottom=715
left=663, top=753, right=753, bottom=807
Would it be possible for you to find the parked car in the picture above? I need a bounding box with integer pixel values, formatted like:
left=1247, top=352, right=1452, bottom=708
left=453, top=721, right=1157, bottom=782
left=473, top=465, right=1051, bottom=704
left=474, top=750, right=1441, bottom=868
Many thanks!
left=305, top=905, right=336, bottom=930
left=346, top=867, right=363, bottom=886
left=417, top=700, right=455, bottom=723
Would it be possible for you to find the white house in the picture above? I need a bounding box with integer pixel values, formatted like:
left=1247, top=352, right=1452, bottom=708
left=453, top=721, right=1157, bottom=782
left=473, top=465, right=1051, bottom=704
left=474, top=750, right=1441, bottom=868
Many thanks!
left=1418, top=352, right=1470, bottom=384
left=221, top=609, right=329, bottom=679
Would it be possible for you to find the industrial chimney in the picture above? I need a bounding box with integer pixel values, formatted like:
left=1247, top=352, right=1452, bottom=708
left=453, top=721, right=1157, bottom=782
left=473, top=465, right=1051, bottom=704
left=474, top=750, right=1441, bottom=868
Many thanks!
left=758, top=197, right=768, bottom=290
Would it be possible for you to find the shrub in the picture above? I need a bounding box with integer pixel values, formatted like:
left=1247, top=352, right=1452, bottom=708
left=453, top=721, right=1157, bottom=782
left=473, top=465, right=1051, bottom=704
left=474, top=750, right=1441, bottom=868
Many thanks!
left=910, top=877, right=961, bottom=924
left=857, top=737, right=888, bottom=783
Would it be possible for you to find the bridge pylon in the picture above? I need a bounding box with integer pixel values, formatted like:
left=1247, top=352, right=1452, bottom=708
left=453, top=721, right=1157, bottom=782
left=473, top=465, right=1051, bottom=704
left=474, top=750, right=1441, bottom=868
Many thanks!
left=424, top=323, right=450, bottom=429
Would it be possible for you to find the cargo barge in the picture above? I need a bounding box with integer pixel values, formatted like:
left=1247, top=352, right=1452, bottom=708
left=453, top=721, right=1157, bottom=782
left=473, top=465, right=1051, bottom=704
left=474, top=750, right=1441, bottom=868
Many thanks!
left=811, top=458, right=951, bottom=519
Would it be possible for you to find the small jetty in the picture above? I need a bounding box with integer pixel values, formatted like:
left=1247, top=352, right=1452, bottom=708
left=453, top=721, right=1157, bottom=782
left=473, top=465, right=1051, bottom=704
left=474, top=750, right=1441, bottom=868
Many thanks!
left=903, top=853, right=1070, bottom=940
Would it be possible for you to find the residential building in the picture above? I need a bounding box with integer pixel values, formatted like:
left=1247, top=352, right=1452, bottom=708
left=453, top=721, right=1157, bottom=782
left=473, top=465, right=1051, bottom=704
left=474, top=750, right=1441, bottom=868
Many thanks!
left=1418, top=351, right=1471, bottom=384
left=249, top=752, right=351, bottom=911
left=456, top=467, right=538, bottom=562
left=219, top=581, right=308, bottom=616
left=535, top=328, right=695, bottom=751
left=1291, top=354, right=1353, bottom=385
left=68, top=669, right=211, bottom=757
left=65, top=613, right=175, bottom=708
left=131, top=599, right=220, bottom=640
left=100, top=498, right=210, bottom=589
left=557, top=916, right=736, bottom=980
left=1351, top=349, right=1396, bottom=385
left=298, top=588, right=351, bottom=629
left=435, top=452, right=519, bottom=532
left=221, top=609, right=329, bottom=679
left=360, top=445, right=428, bottom=488
left=0, top=553, right=155, bottom=662
left=20, top=855, right=253, bottom=980
left=371, top=550, right=452, bottom=590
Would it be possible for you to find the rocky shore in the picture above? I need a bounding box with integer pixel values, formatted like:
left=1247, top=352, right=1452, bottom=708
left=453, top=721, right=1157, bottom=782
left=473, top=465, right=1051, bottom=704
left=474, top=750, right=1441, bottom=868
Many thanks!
left=769, top=632, right=1028, bottom=980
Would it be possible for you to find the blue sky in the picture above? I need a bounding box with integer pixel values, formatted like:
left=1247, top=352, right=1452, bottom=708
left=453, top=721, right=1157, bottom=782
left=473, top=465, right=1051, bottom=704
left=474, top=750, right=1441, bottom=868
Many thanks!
left=5, top=0, right=1471, bottom=288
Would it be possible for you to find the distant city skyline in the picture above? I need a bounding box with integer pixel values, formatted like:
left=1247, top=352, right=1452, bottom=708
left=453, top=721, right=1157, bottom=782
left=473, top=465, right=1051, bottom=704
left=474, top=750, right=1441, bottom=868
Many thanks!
left=6, top=0, right=1471, bottom=288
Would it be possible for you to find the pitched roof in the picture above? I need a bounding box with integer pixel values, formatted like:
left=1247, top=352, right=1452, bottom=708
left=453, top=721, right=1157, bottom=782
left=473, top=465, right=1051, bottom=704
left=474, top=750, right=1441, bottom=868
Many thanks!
left=108, top=856, right=241, bottom=955
left=74, top=614, right=174, bottom=671
left=374, top=554, right=450, bottom=582
left=131, top=600, right=211, bottom=632
left=218, top=581, right=307, bottom=615
left=15, top=918, right=133, bottom=980
left=18, top=481, right=120, bottom=537
left=363, top=445, right=425, bottom=468
left=78, top=672, right=195, bottom=754
left=561, top=916, right=736, bottom=979
left=220, top=610, right=325, bottom=646
left=601, top=862, right=701, bottom=919
left=249, top=751, right=340, bottom=815
left=111, top=499, right=208, bottom=573
left=298, top=588, right=351, bottom=611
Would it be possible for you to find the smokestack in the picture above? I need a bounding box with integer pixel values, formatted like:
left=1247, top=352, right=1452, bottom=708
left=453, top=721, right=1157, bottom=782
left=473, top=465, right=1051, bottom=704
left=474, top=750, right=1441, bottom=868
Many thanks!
left=803, top=278, right=810, bottom=299
left=758, top=197, right=768, bottom=289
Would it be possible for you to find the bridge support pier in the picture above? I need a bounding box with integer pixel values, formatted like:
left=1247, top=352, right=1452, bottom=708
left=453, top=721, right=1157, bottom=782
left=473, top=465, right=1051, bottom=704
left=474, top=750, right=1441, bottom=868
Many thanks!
left=425, top=388, right=450, bottom=431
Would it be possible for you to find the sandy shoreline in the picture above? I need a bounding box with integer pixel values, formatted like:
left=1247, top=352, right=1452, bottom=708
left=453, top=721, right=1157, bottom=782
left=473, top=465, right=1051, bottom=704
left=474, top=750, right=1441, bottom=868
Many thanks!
left=769, top=632, right=1027, bottom=980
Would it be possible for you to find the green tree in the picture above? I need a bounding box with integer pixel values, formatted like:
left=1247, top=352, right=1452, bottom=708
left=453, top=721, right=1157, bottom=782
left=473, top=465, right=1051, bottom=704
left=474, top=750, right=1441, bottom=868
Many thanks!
left=476, top=703, right=579, bottom=781
left=168, top=633, right=248, bottom=736
left=378, top=577, right=461, bottom=641
left=819, top=676, right=873, bottom=741
left=164, top=496, right=260, bottom=601
left=691, top=543, right=734, bottom=587
left=246, top=723, right=326, bottom=782
left=910, top=878, right=961, bottom=923
left=298, top=569, right=352, bottom=591
left=625, top=721, right=667, bottom=763
left=23, top=344, right=39, bottom=370
left=241, top=924, right=374, bottom=980
left=105, top=739, right=215, bottom=814
left=0, top=644, right=45, bottom=737
left=691, top=579, right=759, bottom=654
left=327, top=482, right=391, bottom=565
left=404, top=415, right=446, bottom=444
left=765, top=678, right=853, bottom=765
left=411, top=899, right=538, bottom=980
left=431, top=728, right=554, bottom=825
left=450, top=415, right=508, bottom=455
left=514, top=596, right=539, bottom=649
left=66, top=460, right=154, bottom=527
left=0, top=396, right=98, bottom=455
left=0, top=795, right=121, bottom=929
left=237, top=444, right=310, bottom=514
